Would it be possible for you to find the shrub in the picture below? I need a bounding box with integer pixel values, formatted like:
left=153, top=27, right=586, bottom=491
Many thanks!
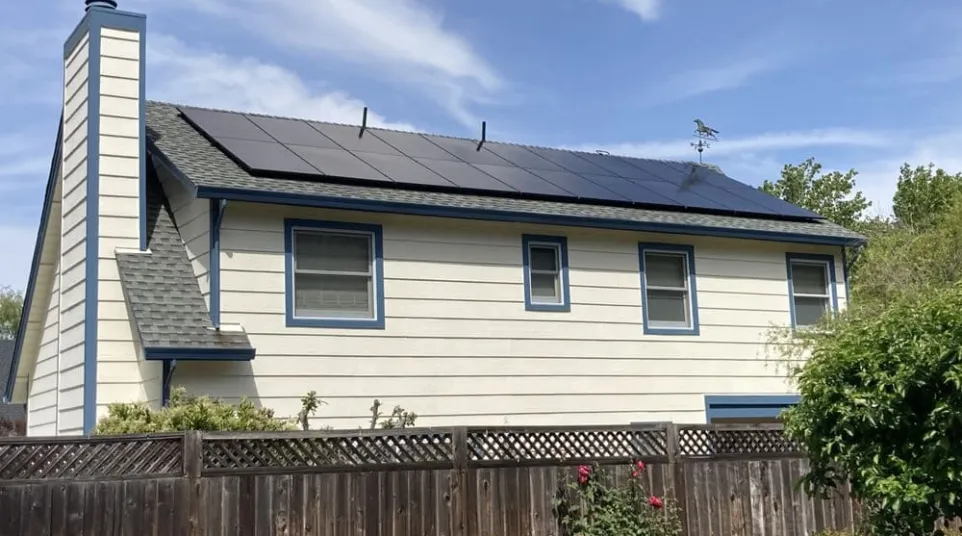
left=95, top=388, right=296, bottom=433
left=553, top=461, right=681, bottom=536
left=0, top=416, right=25, bottom=437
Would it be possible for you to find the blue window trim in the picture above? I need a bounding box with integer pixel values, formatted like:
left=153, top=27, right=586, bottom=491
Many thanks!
left=284, top=219, right=385, bottom=329
left=521, top=234, right=570, bottom=312
left=705, top=395, right=801, bottom=422
left=638, top=242, right=700, bottom=336
left=785, top=252, right=839, bottom=329
left=208, top=199, right=227, bottom=328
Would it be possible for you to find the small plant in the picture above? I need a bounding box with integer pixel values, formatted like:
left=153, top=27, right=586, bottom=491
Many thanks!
left=297, top=390, right=327, bottom=431
left=553, top=461, right=682, bottom=536
left=369, top=399, right=417, bottom=429
left=0, top=416, right=25, bottom=437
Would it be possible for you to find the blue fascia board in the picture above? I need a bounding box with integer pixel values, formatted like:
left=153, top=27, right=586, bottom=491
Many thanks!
left=521, top=234, right=571, bottom=312
left=208, top=199, right=226, bottom=328
left=638, top=242, right=700, bottom=336
left=144, top=347, right=256, bottom=361
left=2, top=120, right=63, bottom=403
left=284, top=218, right=386, bottom=329
left=785, top=252, right=840, bottom=330
left=705, top=394, right=801, bottom=421
left=194, top=185, right=865, bottom=247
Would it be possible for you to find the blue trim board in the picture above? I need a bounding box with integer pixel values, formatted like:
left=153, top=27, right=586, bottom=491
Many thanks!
left=521, top=234, right=570, bottom=312
left=208, top=199, right=226, bottom=328
left=2, top=120, right=62, bottom=403
left=638, top=242, right=700, bottom=336
left=160, top=359, right=175, bottom=406
left=137, top=12, right=148, bottom=252
left=145, top=347, right=256, bottom=361
left=194, top=186, right=866, bottom=248
left=785, top=252, right=840, bottom=329
left=284, top=219, right=386, bottom=329
left=705, top=395, right=801, bottom=422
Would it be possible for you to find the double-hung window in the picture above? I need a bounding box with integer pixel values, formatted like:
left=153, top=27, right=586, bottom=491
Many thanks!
left=639, top=243, right=699, bottom=335
left=786, top=253, right=837, bottom=329
left=522, top=235, right=570, bottom=312
left=285, top=219, right=384, bottom=328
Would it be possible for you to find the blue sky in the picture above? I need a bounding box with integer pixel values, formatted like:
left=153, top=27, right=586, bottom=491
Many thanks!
left=1, top=0, right=961, bottom=289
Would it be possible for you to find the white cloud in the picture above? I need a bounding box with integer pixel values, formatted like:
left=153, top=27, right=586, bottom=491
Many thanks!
left=133, top=0, right=502, bottom=127
left=603, top=0, right=662, bottom=21
left=569, top=127, right=895, bottom=160
left=148, top=35, right=416, bottom=131
left=639, top=56, right=780, bottom=106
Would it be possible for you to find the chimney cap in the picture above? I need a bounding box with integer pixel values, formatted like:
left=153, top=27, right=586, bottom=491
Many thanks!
left=85, top=0, right=118, bottom=10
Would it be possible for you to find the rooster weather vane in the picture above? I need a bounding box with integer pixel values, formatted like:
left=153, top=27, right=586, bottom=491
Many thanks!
left=691, top=119, right=719, bottom=164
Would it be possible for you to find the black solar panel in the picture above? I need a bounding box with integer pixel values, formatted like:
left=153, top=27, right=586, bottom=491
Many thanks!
left=286, top=145, right=391, bottom=182
left=354, top=152, right=457, bottom=188
left=181, top=107, right=273, bottom=142
left=248, top=115, right=339, bottom=148
left=179, top=106, right=823, bottom=221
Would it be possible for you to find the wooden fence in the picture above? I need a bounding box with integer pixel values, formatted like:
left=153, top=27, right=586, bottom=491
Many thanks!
left=0, top=423, right=860, bottom=535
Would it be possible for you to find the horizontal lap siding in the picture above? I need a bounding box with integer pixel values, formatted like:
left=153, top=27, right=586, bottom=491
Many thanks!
left=190, top=202, right=843, bottom=428
left=95, top=27, right=157, bottom=414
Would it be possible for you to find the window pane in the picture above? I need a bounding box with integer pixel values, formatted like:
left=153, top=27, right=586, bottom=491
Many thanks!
left=294, top=273, right=372, bottom=318
left=792, top=263, right=827, bottom=295
left=647, top=289, right=689, bottom=326
left=295, top=231, right=371, bottom=273
left=530, top=246, right=558, bottom=272
left=794, top=296, right=829, bottom=327
left=645, top=253, right=686, bottom=288
left=530, top=272, right=560, bottom=302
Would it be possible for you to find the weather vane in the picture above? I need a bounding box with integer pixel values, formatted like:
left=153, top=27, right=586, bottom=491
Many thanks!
left=691, top=119, right=719, bottom=164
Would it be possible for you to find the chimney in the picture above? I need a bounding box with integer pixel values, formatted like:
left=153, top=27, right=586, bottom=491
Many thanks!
left=61, top=1, right=147, bottom=434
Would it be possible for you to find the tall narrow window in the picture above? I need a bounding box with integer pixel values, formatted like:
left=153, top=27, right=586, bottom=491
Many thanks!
left=786, top=253, right=837, bottom=329
left=639, top=243, right=699, bottom=335
left=285, top=219, right=384, bottom=328
left=522, top=235, right=570, bottom=312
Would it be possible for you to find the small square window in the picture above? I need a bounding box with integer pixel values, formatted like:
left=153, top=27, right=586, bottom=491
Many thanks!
left=522, top=235, right=570, bottom=312
left=640, top=244, right=699, bottom=335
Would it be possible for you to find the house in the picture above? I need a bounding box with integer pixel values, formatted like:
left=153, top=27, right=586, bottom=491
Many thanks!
left=2, top=1, right=865, bottom=436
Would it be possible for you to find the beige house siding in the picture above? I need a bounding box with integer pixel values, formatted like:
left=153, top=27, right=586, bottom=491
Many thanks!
left=173, top=202, right=844, bottom=428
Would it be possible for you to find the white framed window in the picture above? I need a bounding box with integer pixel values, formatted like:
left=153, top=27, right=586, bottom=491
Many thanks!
left=787, top=254, right=836, bottom=328
left=639, top=244, right=699, bottom=335
left=285, top=219, right=384, bottom=328
left=522, top=235, right=570, bottom=311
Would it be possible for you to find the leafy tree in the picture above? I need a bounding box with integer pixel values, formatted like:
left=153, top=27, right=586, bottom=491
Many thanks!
left=760, top=157, right=871, bottom=229
left=95, top=388, right=296, bottom=433
left=892, top=163, right=962, bottom=229
left=781, top=284, right=962, bottom=534
left=0, top=286, right=23, bottom=339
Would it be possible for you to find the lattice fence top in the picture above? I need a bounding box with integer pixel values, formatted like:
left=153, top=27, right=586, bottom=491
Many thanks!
left=202, top=429, right=454, bottom=474
left=0, top=435, right=183, bottom=480
left=466, top=426, right=668, bottom=462
left=678, top=426, right=799, bottom=457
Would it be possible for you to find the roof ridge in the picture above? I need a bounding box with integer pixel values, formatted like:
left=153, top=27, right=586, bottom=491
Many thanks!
left=145, top=100, right=700, bottom=168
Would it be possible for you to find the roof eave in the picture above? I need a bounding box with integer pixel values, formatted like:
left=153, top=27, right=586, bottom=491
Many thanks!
left=194, top=184, right=865, bottom=248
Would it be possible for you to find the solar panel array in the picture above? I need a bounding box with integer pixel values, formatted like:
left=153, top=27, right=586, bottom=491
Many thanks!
left=178, top=106, right=821, bottom=220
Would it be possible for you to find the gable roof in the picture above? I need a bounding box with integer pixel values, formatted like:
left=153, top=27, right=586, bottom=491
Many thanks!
left=146, top=102, right=865, bottom=246
left=115, top=168, right=254, bottom=358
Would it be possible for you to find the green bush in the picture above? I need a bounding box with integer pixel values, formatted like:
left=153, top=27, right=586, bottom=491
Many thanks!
left=95, top=387, right=296, bottom=434
left=781, top=283, right=962, bottom=534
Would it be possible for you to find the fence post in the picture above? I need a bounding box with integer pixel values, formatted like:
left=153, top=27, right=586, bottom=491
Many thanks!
left=666, top=423, right=690, bottom=536
left=452, top=427, right=469, bottom=536
left=183, top=431, right=203, bottom=536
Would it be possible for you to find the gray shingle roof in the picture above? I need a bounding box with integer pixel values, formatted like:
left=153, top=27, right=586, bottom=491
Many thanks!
left=145, top=102, right=865, bottom=245
left=0, top=339, right=25, bottom=422
left=116, top=170, right=253, bottom=353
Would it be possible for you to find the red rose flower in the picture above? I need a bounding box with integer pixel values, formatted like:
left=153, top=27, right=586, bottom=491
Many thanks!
left=631, top=470, right=639, bottom=478
left=577, top=465, right=591, bottom=484
left=636, top=461, right=646, bottom=471
left=649, top=496, right=663, bottom=509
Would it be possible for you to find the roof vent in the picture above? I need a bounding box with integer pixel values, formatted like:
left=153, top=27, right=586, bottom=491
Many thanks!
left=85, top=0, right=118, bottom=10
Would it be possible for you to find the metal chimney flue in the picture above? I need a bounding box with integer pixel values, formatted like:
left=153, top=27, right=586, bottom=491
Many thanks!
left=85, top=0, right=118, bottom=11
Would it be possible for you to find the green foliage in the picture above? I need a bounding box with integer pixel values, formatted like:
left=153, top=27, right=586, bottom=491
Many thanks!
left=553, top=462, right=681, bottom=536
left=892, top=164, right=962, bottom=229
left=369, top=398, right=418, bottom=429
left=0, top=286, right=23, bottom=339
left=781, top=284, right=962, bottom=534
left=759, top=157, right=871, bottom=229
left=298, top=390, right=326, bottom=431
left=0, top=417, right=25, bottom=437
left=95, top=387, right=296, bottom=433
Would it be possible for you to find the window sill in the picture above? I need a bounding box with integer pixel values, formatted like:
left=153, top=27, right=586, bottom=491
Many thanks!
left=643, top=325, right=700, bottom=336
left=286, top=316, right=386, bottom=329
left=525, top=302, right=571, bottom=312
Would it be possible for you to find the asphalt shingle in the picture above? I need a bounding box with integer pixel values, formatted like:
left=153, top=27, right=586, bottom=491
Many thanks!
left=116, top=169, right=252, bottom=352
left=145, top=102, right=865, bottom=244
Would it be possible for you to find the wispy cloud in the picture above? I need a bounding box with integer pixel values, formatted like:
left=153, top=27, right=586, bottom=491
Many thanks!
left=602, top=0, right=662, bottom=21
left=149, top=35, right=416, bottom=131
left=570, top=128, right=896, bottom=160
left=639, top=56, right=781, bottom=106
left=133, top=0, right=503, bottom=127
